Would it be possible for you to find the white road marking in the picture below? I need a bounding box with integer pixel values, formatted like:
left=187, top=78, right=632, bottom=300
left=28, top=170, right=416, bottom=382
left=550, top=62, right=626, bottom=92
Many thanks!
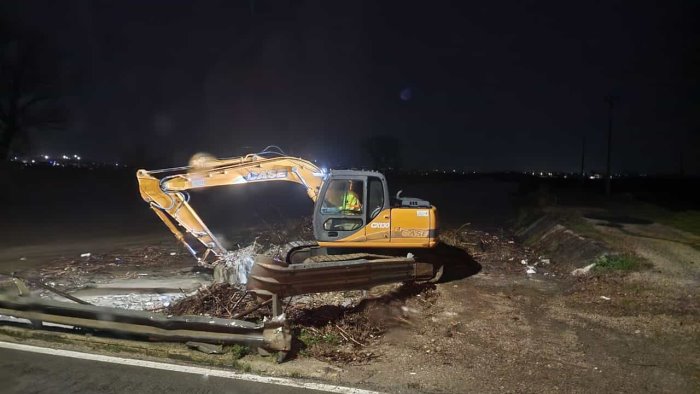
left=0, top=341, right=379, bottom=394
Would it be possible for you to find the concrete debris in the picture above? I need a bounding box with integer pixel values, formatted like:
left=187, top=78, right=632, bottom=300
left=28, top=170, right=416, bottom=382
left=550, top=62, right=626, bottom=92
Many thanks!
left=571, top=262, right=597, bottom=276
left=219, top=240, right=283, bottom=285
left=74, top=293, right=185, bottom=310
left=186, top=341, right=224, bottom=354
left=526, top=266, right=537, bottom=275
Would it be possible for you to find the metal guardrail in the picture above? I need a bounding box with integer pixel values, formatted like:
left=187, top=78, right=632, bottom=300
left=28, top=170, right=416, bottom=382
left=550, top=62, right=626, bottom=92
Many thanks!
left=0, top=289, right=291, bottom=352
left=0, top=252, right=436, bottom=359
left=247, top=255, right=435, bottom=297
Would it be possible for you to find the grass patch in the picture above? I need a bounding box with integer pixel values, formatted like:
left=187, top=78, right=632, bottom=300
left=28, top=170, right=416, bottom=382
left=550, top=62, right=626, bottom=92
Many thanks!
left=166, top=352, right=193, bottom=361
left=618, top=203, right=700, bottom=236
left=536, top=208, right=603, bottom=240
left=296, top=328, right=344, bottom=358
left=226, top=344, right=249, bottom=360
left=593, top=254, right=646, bottom=272
left=560, top=213, right=601, bottom=238
left=297, top=328, right=341, bottom=348
left=655, top=210, right=700, bottom=236
left=231, top=361, right=252, bottom=373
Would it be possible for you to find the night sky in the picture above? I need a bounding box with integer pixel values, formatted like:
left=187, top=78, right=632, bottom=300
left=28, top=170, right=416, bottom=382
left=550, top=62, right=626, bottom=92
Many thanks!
left=4, top=0, right=699, bottom=173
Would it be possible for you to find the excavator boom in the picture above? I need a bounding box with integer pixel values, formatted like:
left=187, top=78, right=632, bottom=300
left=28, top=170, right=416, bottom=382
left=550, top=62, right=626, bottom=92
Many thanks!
left=136, top=150, right=324, bottom=264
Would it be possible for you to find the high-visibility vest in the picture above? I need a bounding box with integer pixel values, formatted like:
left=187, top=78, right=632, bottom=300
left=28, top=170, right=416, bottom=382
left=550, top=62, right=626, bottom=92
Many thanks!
left=343, top=192, right=361, bottom=211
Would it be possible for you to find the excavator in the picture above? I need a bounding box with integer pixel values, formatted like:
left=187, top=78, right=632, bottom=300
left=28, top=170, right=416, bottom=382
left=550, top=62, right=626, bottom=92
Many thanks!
left=136, top=147, right=442, bottom=297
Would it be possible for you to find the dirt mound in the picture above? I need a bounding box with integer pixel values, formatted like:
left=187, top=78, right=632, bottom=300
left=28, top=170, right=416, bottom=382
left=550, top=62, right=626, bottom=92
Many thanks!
left=288, top=282, right=437, bottom=364
left=515, top=214, right=610, bottom=270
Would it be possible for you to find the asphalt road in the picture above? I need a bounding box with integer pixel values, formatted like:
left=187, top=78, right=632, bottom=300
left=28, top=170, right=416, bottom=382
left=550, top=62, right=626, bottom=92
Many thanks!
left=0, top=347, right=333, bottom=394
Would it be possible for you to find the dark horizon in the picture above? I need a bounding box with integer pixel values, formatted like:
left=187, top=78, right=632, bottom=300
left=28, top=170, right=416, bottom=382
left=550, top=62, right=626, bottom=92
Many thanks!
left=3, top=0, right=699, bottom=174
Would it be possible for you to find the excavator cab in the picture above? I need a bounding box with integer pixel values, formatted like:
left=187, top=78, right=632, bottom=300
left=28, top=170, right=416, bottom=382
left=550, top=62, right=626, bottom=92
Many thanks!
left=313, top=170, right=437, bottom=248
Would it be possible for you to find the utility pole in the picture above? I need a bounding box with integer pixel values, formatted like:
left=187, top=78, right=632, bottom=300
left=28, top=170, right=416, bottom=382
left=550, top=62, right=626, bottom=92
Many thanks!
left=580, top=135, right=586, bottom=179
left=604, top=95, right=617, bottom=196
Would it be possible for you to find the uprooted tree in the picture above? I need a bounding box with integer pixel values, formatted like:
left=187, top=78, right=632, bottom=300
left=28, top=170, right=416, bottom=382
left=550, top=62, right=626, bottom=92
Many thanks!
left=0, top=23, right=67, bottom=160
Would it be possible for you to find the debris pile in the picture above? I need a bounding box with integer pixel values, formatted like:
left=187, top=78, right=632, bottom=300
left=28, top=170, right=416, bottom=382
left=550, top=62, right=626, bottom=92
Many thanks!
left=167, top=284, right=270, bottom=320
left=222, top=243, right=261, bottom=285
left=165, top=280, right=437, bottom=364
left=74, top=293, right=184, bottom=311
left=441, top=224, right=553, bottom=276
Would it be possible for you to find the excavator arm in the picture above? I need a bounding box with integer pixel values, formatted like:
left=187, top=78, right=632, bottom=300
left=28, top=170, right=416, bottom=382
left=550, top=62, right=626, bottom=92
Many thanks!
left=136, top=150, right=324, bottom=265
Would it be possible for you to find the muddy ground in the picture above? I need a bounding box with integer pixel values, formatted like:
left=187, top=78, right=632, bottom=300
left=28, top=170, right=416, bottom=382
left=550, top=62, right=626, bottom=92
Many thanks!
left=1, top=169, right=699, bottom=393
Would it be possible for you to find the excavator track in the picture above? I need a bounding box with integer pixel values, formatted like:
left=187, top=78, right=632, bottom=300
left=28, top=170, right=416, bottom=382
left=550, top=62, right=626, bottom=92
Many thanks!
left=282, top=240, right=321, bottom=264
left=302, top=253, right=394, bottom=263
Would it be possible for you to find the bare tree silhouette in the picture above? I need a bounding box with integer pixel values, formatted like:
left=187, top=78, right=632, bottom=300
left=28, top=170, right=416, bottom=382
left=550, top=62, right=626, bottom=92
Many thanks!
left=0, top=22, right=67, bottom=160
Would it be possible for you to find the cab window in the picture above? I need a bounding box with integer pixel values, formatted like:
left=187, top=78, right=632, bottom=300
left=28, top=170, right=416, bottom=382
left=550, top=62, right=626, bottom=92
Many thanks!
left=321, top=179, right=364, bottom=215
left=367, top=177, right=384, bottom=220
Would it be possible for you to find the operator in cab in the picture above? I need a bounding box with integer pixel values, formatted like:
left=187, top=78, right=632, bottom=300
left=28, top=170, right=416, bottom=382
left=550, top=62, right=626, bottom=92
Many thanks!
left=321, top=179, right=363, bottom=215
left=342, top=180, right=362, bottom=213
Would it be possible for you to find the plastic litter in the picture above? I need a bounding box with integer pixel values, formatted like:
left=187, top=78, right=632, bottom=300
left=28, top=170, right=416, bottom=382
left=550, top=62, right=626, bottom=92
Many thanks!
left=571, top=262, right=597, bottom=276
left=80, top=253, right=91, bottom=258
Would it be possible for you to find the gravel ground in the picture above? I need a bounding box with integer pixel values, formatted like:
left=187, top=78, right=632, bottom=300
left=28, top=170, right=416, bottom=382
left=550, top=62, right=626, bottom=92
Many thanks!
left=3, top=219, right=698, bottom=393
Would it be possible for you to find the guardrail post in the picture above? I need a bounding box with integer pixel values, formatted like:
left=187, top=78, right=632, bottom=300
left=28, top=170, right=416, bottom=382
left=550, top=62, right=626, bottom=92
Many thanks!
left=271, top=293, right=282, bottom=317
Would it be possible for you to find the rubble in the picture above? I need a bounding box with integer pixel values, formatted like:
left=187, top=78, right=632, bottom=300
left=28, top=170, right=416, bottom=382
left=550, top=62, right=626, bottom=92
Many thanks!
left=571, top=262, right=597, bottom=276
left=163, top=280, right=436, bottom=364
left=214, top=241, right=286, bottom=285
left=76, top=293, right=185, bottom=311
left=167, top=283, right=270, bottom=321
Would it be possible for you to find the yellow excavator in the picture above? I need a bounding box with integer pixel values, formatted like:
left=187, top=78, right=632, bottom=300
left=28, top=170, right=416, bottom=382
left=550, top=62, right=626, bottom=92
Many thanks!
left=136, top=147, right=441, bottom=295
